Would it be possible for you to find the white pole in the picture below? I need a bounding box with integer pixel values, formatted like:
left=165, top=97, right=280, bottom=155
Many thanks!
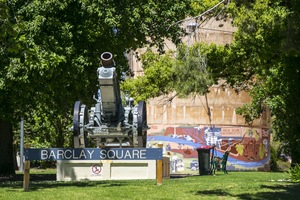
left=20, top=118, right=24, bottom=172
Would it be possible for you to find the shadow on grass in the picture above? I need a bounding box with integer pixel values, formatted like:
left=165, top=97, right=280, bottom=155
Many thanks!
left=194, top=183, right=300, bottom=199
left=1, top=180, right=130, bottom=191
left=0, top=174, right=131, bottom=191
left=28, top=180, right=126, bottom=191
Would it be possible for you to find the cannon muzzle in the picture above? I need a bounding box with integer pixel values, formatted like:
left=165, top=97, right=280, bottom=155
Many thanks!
left=101, top=52, right=114, bottom=67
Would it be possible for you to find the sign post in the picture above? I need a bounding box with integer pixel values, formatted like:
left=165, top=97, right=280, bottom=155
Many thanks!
left=23, top=144, right=31, bottom=191
left=156, top=144, right=163, bottom=185
left=19, top=118, right=24, bottom=172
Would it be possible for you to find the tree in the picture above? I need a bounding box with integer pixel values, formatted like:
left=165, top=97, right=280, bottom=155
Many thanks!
left=0, top=0, right=23, bottom=175
left=121, top=43, right=217, bottom=102
left=0, top=0, right=190, bottom=175
left=215, top=0, right=300, bottom=166
left=121, top=50, right=175, bottom=102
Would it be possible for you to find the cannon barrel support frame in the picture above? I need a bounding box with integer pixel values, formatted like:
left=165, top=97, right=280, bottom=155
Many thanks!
left=72, top=52, right=148, bottom=148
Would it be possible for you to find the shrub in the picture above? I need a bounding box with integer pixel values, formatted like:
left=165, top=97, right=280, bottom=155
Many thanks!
left=277, top=160, right=291, bottom=172
left=270, top=145, right=279, bottom=171
left=287, top=163, right=300, bottom=182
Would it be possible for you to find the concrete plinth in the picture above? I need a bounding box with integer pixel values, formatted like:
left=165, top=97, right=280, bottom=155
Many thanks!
left=57, top=158, right=170, bottom=181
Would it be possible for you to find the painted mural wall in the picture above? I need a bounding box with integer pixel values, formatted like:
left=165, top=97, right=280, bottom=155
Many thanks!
left=144, top=86, right=271, bottom=174
left=147, top=126, right=270, bottom=174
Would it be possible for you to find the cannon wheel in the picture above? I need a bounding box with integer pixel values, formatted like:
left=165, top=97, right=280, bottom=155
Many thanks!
left=73, top=101, right=89, bottom=148
left=137, top=101, right=147, bottom=147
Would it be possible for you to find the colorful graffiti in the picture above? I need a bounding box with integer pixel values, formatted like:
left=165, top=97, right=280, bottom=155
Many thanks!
left=147, top=126, right=270, bottom=174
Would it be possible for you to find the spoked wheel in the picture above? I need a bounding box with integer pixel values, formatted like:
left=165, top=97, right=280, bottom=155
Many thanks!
left=73, top=101, right=89, bottom=148
left=137, top=101, right=147, bottom=148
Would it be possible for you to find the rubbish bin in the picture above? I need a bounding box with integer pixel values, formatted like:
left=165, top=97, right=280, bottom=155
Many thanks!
left=196, top=146, right=212, bottom=175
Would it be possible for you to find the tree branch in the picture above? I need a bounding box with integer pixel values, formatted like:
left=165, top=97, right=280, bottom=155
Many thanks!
left=167, top=0, right=231, bottom=31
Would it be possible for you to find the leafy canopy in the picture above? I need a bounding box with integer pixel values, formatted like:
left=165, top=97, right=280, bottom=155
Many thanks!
left=121, top=43, right=219, bottom=102
left=0, top=0, right=190, bottom=147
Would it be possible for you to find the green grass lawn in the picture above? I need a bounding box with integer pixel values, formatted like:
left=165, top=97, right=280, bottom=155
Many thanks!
left=1, top=170, right=299, bottom=200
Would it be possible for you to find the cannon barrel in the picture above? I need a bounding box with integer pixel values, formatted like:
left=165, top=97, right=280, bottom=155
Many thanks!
left=101, top=52, right=114, bottom=67
left=98, top=52, right=123, bottom=122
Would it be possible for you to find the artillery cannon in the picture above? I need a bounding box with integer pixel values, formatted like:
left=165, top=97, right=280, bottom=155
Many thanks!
left=72, top=52, right=148, bottom=148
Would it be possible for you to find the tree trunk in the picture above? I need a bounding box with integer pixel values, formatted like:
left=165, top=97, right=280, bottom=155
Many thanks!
left=291, top=145, right=300, bottom=167
left=0, top=119, right=15, bottom=175
left=55, top=118, right=64, bottom=147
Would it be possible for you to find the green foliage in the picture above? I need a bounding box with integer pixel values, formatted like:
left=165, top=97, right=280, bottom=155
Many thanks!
left=173, top=44, right=215, bottom=97
left=270, top=145, right=279, bottom=172
left=189, top=0, right=228, bottom=17
left=121, top=50, right=175, bottom=102
left=0, top=0, right=191, bottom=149
left=122, top=43, right=224, bottom=101
left=211, top=0, right=300, bottom=164
left=277, top=160, right=291, bottom=172
left=288, top=164, right=300, bottom=182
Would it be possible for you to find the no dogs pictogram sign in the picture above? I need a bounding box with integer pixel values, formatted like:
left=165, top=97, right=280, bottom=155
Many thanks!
left=91, top=164, right=102, bottom=175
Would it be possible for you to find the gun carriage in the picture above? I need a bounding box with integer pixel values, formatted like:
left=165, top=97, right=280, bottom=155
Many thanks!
left=72, top=52, right=148, bottom=148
